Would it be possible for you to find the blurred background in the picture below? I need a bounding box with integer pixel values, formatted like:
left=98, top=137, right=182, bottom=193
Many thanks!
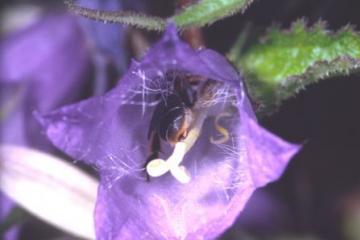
left=1, top=0, right=360, bottom=239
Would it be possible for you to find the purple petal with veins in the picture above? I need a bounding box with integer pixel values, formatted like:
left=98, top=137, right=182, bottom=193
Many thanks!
left=0, top=12, right=91, bottom=239
left=39, top=25, right=300, bottom=240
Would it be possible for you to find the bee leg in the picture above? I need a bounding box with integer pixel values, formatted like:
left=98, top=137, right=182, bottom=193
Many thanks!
left=145, top=132, right=161, bottom=181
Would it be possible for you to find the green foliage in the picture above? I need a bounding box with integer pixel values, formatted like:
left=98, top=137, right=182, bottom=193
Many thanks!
left=65, top=0, right=254, bottom=31
left=173, top=0, right=254, bottom=28
left=64, top=0, right=166, bottom=31
left=230, top=20, right=360, bottom=114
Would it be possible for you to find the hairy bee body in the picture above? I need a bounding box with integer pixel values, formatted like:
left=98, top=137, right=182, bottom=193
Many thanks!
left=145, top=75, right=198, bottom=174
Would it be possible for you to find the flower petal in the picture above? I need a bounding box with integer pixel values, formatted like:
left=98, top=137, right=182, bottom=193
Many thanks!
left=0, top=13, right=90, bottom=149
left=0, top=12, right=91, bottom=238
left=39, top=25, right=300, bottom=240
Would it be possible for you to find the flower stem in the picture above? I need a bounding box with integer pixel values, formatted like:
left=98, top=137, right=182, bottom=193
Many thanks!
left=176, top=0, right=205, bottom=48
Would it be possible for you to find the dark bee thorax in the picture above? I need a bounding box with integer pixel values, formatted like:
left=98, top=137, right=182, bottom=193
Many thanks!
left=147, top=73, right=198, bottom=142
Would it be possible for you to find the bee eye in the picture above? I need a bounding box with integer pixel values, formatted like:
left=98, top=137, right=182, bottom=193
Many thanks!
left=162, top=107, right=193, bottom=144
left=161, top=109, right=186, bottom=143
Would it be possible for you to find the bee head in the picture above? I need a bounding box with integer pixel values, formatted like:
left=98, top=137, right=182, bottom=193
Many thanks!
left=156, top=95, right=193, bottom=144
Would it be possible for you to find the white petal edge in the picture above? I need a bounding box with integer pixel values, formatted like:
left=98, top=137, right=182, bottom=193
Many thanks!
left=0, top=144, right=97, bottom=239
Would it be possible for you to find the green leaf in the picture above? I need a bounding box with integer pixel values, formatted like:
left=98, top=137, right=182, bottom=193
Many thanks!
left=173, top=0, right=254, bottom=28
left=64, top=0, right=166, bottom=31
left=230, top=20, right=360, bottom=114
left=64, top=0, right=255, bottom=31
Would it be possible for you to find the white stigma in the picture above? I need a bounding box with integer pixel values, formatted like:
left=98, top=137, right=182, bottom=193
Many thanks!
left=146, top=142, right=190, bottom=183
left=146, top=109, right=208, bottom=184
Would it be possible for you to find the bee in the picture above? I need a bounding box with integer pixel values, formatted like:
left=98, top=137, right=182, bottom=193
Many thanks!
left=145, top=74, right=199, bottom=174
